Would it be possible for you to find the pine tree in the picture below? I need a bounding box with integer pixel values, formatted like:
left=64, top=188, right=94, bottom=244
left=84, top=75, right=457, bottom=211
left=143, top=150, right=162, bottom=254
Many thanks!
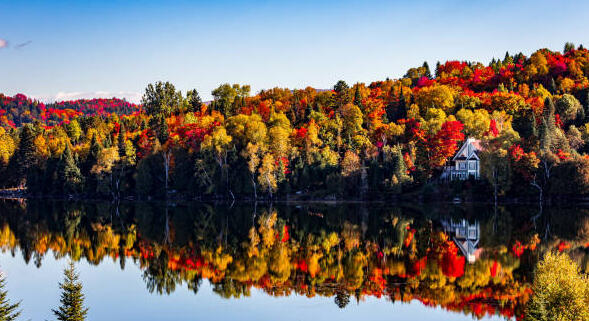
left=422, top=61, right=431, bottom=78
left=118, top=124, right=127, bottom=158
left=150, top=114, right=169, bottom=144
left=59, top=145, right=84, bottom=194
left=353, top=86, right=363, bottom=107
left=87, top=135, right=102, bottom=168
left=564, top=42, right=575, bottom=54
left=186, top=89, right=202, bottom=113
left=11, top=124, right=37, bottom=185
left=52, top=262, right=88, bottom=321
left=538, top=98, right=556, bottom=152
left=0, top=273, right=21, bottom=321
left=397, top=89, right=407, bottom=120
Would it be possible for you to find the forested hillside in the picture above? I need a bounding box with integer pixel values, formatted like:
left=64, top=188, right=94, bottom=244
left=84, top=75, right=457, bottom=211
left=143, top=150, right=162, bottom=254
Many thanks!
left=0, top=94, right=140, bottom=127
left=2, top=43, right=589, bottom=201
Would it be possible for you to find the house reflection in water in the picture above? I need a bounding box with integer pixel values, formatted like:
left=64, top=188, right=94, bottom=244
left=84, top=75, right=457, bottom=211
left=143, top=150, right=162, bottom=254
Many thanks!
left=441, top=219, right=481, bottom=263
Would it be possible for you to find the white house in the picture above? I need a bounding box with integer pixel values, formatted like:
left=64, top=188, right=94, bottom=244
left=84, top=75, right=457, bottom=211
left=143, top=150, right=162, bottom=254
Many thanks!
left=440, top=138, right=482, bottom=181
left=440, top=219, right=481, bottom=263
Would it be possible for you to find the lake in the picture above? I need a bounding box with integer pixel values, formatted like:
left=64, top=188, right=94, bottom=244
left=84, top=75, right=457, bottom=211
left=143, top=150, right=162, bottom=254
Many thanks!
left=0, top=200, right=587, bottom=320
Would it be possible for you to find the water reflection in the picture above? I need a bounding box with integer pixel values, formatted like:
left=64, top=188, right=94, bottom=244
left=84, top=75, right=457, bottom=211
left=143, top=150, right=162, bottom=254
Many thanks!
left=0, top=200, right=587, bottom=320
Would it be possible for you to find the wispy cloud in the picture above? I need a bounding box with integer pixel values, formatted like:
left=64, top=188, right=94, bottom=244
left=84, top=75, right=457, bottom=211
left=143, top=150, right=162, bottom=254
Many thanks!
left=0, top=39, right=7, bottom=49
left=15, top=40, right=32, bottom=49
left=36, top=91, right=143, bottom=104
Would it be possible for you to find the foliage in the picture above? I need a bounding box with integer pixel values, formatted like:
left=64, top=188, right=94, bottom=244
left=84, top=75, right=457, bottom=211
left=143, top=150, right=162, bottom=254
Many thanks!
left=53, top=261, right=88, bottom=321
left=0, top=272, right=21, bottom=321
left=2, top=44, right=589, bottom=200
left=524, top=252, right=589, bottom=321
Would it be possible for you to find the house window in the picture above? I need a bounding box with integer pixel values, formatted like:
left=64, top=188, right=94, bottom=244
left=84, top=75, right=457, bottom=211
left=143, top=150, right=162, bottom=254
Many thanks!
left=469, top=162, right=476, bottom=170
left=459, top=162, right=466, bottom=170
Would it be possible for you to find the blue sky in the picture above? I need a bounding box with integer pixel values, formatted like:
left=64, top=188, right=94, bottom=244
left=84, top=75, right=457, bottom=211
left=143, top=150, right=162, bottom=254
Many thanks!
left=1, top=0, right=588, bottom=102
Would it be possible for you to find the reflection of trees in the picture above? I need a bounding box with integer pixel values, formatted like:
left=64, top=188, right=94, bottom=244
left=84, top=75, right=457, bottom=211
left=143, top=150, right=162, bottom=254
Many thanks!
left=334, top=290, right=350, bottom=308
left=143, top=251, right=180, bottom=295
left=0, top=200, right=588, bottom=319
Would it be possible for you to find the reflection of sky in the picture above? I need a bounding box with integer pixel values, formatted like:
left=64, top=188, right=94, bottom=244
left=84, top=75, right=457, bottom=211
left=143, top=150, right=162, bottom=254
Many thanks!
left=0, top=250, right=506, bottom=321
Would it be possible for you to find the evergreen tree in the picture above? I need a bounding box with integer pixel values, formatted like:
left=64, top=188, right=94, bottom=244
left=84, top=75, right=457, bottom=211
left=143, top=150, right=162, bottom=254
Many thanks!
left=435, top=61, right=441, bottom=78
left=353, top=86, right=363, bottom=107
left=186, top=89, right=202, bottom=113
left=118, top=124, right=127, bottom=158
left=564, top=42, right=575, bottom=54
left=396, top=89, right=407, bottom=121
left=333, top=80, right=351, bottom=107
left=52, top=262, right=88, bottom=321
left=10, top=124, right=37, bottom=185
left=149, top=114, right=169, bottom=144
left=538, top=98, right=556, bottom=152
left=58, top=145, right=84, bottom=194
left=503, top=51, right=513, bottom=64
left=422, top=61, right=431, bottom=78
left=0, top=273, right=21, bottom=321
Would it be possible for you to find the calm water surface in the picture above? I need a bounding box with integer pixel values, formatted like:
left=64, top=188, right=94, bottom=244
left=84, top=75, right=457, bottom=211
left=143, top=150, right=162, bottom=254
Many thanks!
left=0, top=200, right=587, bottom=320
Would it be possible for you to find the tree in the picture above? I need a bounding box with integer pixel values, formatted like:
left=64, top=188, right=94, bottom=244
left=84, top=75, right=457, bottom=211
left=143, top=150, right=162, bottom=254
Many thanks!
left=58, top=144, right=84, bottom=194
left=185, top=89, right=203, bottom=113
left=149, top=114, right=169, bottom=144
left=524, top=252, right=588, bottom=321
left=142, top=81, right=182, bottom=117
left=422, top=61, right=432, bottom=79
left=564, top=42, right=575, bottom=54
left=66, top=120, right=82, bottom=144
left=333, top=80, right=351, bottom=107
left=258, top=154, right=277, bottom=198
left=211, top=83, right=250, bottom=117
left=425, top=121, right=465, bottom=170
left=201, top=126, right=234, bottom=197
left=414, top=84, right=455, bottom=112
left=11, top=124, right=38, bottom=186
left=53, top=262, right=88, bottom=321
left=0, top=272, right=21, bottom=321
left=555, top=94, right=582, bottom=123
left=0, top=128, right=15, bottom=170
left=480, top=132, right=517, bottom=205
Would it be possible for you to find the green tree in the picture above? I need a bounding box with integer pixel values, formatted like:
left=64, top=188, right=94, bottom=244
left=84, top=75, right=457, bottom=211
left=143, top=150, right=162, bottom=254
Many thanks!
left=333, top=80, right=351, bottom=107
left=11, top=124, right=37, bottom=186
left=0, top=272, right=21, bottom=321
left=211, top=83, right=250, bottom=117
left=524, top=252, right=589, bottom=321
left=185, top=89, right=203, bottom=113
left=58, top=144, right=84, bottom=194
left=422, top=61, right=432, bottom=78
left=149, top=114, right=169, bottom=144
left=142, top=81, right=182, bottom=117
left=564, top=42, right=575, bottom=54
left=66, top=120, right=82, bottom=144
left=555, top=94, right=582, bottom=124
left=53, top=262, right=88, bottom=321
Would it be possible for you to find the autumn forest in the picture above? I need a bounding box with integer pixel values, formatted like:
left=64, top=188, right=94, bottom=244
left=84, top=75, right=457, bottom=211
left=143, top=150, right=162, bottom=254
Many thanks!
left=2, top=44, right=589, bottom=201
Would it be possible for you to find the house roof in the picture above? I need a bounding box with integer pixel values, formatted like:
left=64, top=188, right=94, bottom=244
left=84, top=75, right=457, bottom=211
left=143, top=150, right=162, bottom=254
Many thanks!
left=452, top=138, right=482, bottom=161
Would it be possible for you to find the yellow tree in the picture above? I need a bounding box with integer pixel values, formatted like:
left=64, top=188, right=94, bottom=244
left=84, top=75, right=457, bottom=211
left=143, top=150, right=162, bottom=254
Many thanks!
left=258, top=154, right=277, bottom=198
left=414, top=84, right=456, bottom=112
left=202, top=126, right=234, bottom=197
left=0, top=127, right=15, bottom=169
